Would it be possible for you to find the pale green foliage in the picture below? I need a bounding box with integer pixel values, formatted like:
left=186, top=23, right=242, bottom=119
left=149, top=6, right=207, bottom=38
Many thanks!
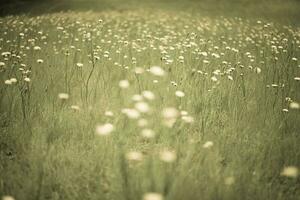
left=0, top=8, right=300, bottom=200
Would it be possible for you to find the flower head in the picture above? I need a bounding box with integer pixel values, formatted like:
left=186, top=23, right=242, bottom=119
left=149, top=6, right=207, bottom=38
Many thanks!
left=281, top=166, right=299, bottom=178
left=95, top=123, right=114, bottom=136
left=143, top=193, right=163, bottom=200
left=58, top=93, right=69, bottom=100
left=159, top=149, right=177, bottom=163
left=149, top=66, right=165, bottom=76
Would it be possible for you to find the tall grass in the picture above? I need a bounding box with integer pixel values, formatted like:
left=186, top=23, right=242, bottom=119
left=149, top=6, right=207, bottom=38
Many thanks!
left=0, top=8, right=300, bottom=200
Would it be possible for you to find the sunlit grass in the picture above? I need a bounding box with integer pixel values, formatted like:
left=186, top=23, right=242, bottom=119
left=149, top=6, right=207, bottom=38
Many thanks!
left=0, top=8, right=300, bottom=200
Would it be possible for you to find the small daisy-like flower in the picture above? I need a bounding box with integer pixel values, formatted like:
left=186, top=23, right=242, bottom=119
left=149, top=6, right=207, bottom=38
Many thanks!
left=37, top=59, right=44, bottom=64
left=162, top=107, right=179, bottom=127
left=132, top=94, right=143, bottom=101
left=95, top=123, right=114, bottom=136
left=76, top=63, right=83, bottom=67
left=182, top=116, right=194, bottom=123
left=175, top=90, right=185, bottom=97
left=126, top=151, right=143, bottom=161
left=4, top=79, right=12, bottom=85
left=203, top=141, right=214, bottom=148
left=227, top=75, right=233, bottom=80
left=181, top=110, right=188, bottom=116
left=282, top=108, right=289, bottom=112
left=289, top=102, right=300, bottom=109
left=141, top=129, right=155, bottom=139
left=271, top=84, right=278, bottom=87
left=58, top=93, right=69, bottom=100
left=10, top=78, right=17, bottom=83
left=119, top=80, right=130, bottom=89
left=203, top=60, right=210, bottom=64
left=281, top=166, right=298, bottom=178
left=70, top=105, right=80, bottom=111
left=294, top=77, right=300, bottom=81
left=143, top=193, right=163, bottom=200
left=254, top=67, right=262, bottom=74
left=122, top=108, right=140, bottom=119
left=134, top=67, right=144, bottom=74
left=24, top=77, right=31, bottom=82
left=0, top=62, right=5, bottom=67
left=105, top=111, right=114, bottom=117
left=162, top=107, right=179, bottom=119
left=135, top=102, right=150, bottom=113
left=142, top=90, right=155, bottom=100
left=149, top=66, right=165, bottom=76
left=159, top=149, right=177, bottom=163
left=211, top=76, right=218, bottom=82
left=33, top=46, right=41, bottom=50
left=2, top=196, right=15, bottom=200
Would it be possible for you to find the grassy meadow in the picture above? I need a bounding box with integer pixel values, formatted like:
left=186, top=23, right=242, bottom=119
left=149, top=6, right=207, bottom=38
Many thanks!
left=1, top=0, right=300, bottom=199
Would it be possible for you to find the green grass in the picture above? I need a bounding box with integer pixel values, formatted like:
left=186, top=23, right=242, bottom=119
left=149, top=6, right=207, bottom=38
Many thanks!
left=0, top=1, right=300, bottom=200
left=1, top=0, right=300, bottom=24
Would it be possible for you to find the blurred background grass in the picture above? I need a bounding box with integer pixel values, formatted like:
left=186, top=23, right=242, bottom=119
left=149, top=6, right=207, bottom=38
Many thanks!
left=0, top=0, right=300, bottom=24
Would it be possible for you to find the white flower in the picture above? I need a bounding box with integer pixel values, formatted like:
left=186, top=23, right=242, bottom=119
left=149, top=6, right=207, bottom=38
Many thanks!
left=2, top=196, right=15, bottom=200
left=211, top=76, right=218, bottom=82
left=149, top=66, right=165, bottom=76
left=162, top=107, right=179, bottom=119
left=0, top=62, right=5, bottom=67
left=122, top=108, right=140, bottom=119
left=132, top=94, right=143, bottom=101
left=10, top=78, right=17, bottom=83
left=37, top=59, right=44, bottom=63
left=126, top=151, right=143, bottom=161
left=24, top=77, right=30, bottom=82
left=281, top=166, right=299, bottom=178
left=119, top=80, right=130, bottom=89
left=181, top=110, right=188, bottom=116
left=175, top=90, right=185, bottom=97
left=142, top=90, right=155, bottom=100
left=282, top=108, right=289, bottom=112
left=294, top=77, right=300, bottom=81
left=162, top=107, right=179, bottom=127
left=105, top=111, right=114, bottom=117
left=182, top=116, right=194, bottom=123
left=289, top=102, right=300, bottom=109
left=141, top=129, right=155, bottom=139
left=254, top=67, right=262, bottom=74
left=159, top=149, right=176, bottom=163
left=76, top=63, right=83, bottom=67
left=4, top=80, right=12, bottom=85
left=58, top=93, right=69, bottom=100
left=227, top=75, right=233, bottom=81
left=33, top=46, right=41, bottom=50
left=134, top=67, right=144, bottom=74
left=95, top=123, right=114, bottom=136
left=135, top=102, right=150, bottom=113
left=143, top=193, right=163, bottom=200
left=203, top=141, right=214, bottom=148
left=70, top=105, right=80, bottom=111
left=1, top=52, right=11, bottom=57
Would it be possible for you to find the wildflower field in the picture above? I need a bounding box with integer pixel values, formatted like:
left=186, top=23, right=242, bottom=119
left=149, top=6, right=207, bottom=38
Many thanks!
left=0, top=0, right=300, bottom=199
